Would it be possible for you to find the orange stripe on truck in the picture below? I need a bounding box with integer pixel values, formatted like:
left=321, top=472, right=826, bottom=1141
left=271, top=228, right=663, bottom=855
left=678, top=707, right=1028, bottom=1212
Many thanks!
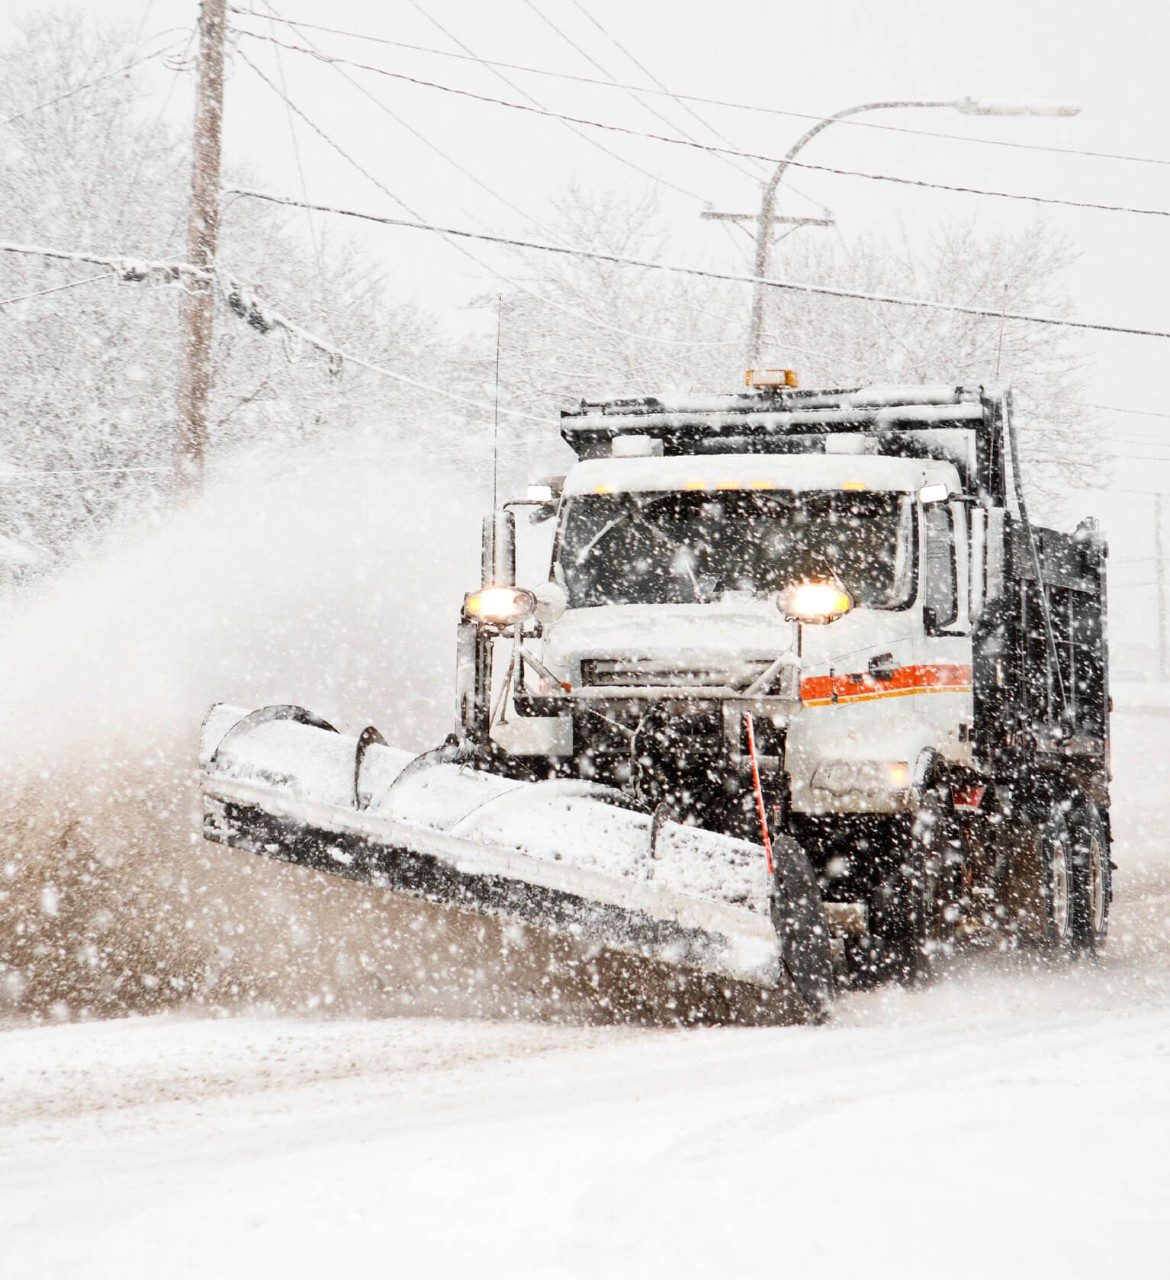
left=801, top=663, right=973, bottom=708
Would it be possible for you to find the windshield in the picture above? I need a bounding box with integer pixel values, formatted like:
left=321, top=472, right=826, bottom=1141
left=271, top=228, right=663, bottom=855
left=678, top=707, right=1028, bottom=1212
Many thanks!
left=556, top=489, right=914, bottom=609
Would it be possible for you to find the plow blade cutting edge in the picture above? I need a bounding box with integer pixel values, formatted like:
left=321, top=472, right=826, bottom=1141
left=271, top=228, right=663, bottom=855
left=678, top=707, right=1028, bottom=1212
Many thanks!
left=199, top=705, right=832, bottom=1017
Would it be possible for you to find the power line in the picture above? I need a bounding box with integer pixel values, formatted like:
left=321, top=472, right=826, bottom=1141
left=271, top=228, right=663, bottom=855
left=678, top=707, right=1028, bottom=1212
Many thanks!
left=5, top=242, right=1164, bottom=441
left=511, top=0, right=781, bottom=243
left=0, top=272, right=118, bottom=309
left=521, top=0, right=759, bottom=186
left=0, top=240, right=195, bottom=280
left=0, top=235, right=545, bottom=422
left=237, top=40, right=554, bottom=287
left=542, top=0, right=824, bottom=220
left=404, top=0, right=706, bottom=205
left=233, top=46, right=429, bottom=220
left=226, top=8, right=1170, bottom=171
left=217, top=272, right=546, bottom=422
left=1091, top=403, right=1170, bottom=420
left=263, top=0, right=355, bottom=430
left=233, top=31, right=1170, bottom=223
left=567, top=0, right=762, bottom=168
left=225, top=190, right=1170, bottom=342
left=234, top=35, right=732, bottom=350
left=0, top=35, right=185, bottom=128
left=262, top=5, right=555, bottom=240
left=0, top=465, right=172, bottom=479
left=253, top=1, right=735, bottom=395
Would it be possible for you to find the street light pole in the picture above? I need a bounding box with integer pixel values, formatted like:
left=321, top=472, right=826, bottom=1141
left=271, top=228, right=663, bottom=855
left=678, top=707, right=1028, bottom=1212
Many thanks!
left=743, top=96, right=1080, bottom=368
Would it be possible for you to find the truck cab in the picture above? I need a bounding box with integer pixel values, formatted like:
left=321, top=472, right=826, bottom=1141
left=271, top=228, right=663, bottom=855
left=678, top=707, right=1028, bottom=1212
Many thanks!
left=538, top=449, right=970, bottom=823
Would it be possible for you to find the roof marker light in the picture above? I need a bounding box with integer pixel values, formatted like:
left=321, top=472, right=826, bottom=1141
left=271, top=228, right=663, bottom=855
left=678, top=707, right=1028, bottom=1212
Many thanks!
left=612, top=433, right=662, bottom=458
left=745, top=368, right=799, bottom=389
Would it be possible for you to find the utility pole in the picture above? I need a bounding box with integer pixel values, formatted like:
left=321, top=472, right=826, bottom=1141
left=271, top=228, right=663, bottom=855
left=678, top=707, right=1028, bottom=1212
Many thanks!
left=1156, top=493, right=1168, bottom=680
left=176, top=0, right=227, bottom=492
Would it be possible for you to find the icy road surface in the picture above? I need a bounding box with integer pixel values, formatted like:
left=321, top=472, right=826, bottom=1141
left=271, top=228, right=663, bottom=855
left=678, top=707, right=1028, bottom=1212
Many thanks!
left=2, top=710, right=1169, bottom=1279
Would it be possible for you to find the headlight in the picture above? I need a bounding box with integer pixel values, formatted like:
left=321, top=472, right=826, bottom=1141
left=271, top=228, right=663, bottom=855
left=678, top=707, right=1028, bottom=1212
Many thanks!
left=777, top=579, right=854, bottom=624
left=462, top=585, right=536, bottom=627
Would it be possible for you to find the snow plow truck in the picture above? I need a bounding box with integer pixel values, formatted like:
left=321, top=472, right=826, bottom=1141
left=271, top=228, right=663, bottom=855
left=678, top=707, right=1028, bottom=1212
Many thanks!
left=200, top=375, right=1111, bottom=1022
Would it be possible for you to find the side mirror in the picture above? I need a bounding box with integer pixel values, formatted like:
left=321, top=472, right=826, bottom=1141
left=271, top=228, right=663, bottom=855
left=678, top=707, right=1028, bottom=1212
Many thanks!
left=532, top=580, right=567, bottom=625
left=523, top=483, right=559, bottom=524
left=969, top=506, right=987, bottom=625
left=982, top=508, right=1006, bottom=607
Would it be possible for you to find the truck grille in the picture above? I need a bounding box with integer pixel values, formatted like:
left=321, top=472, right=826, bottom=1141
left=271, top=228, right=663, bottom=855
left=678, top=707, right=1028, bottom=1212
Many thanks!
left=579, top=659, right=773, bottom=690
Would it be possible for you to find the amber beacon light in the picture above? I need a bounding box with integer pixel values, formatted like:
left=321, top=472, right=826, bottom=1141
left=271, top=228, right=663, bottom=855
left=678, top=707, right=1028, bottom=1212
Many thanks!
left=744, top=368, right=799, bottom=389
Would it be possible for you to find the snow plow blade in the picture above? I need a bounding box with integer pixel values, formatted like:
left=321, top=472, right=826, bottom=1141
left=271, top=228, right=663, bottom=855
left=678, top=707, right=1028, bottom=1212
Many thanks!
left=199, top=705, right=832, bottom=1018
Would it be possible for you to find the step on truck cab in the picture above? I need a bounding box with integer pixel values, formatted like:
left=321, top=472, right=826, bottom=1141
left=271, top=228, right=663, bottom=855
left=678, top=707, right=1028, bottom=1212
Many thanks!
left=456, top=376, right=1112, bottom=982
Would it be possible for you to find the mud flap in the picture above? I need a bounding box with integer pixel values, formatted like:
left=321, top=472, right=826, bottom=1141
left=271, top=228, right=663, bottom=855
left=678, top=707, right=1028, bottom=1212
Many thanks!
left=769, top=835, right=834, bottom=1017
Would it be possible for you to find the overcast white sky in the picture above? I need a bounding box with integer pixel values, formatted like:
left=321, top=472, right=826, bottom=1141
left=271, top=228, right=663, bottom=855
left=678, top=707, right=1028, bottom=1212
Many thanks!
left=3, top=0, right=1169, bottom=615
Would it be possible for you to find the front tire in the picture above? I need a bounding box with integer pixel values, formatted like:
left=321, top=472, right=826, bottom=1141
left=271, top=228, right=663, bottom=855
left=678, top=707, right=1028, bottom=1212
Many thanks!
left=859, top=777, right=964, bottom=986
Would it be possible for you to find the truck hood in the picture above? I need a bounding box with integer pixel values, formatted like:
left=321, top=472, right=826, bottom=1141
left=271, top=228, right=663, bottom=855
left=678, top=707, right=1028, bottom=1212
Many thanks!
left=544, top=598, right=797, bottom=681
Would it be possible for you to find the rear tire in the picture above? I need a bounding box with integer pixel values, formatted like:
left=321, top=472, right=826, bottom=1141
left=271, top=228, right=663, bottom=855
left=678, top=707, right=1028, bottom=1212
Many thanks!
left=1068, top=799, right=1111, bottom=953
left=1034, top=802, right=1075, bottom=955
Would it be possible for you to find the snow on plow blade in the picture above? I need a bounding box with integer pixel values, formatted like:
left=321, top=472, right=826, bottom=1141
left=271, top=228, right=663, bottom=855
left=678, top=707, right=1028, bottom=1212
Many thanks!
left=199, top=705, right=830, bottom=1014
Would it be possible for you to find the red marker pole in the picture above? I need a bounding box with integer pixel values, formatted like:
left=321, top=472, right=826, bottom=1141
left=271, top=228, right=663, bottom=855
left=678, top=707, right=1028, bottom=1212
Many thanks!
left=743, top=712, right=775, bottom=877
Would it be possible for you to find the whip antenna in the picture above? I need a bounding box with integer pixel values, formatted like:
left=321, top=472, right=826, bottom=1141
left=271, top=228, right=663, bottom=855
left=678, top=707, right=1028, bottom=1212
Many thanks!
left=994, top=281, right=1009, bottom=380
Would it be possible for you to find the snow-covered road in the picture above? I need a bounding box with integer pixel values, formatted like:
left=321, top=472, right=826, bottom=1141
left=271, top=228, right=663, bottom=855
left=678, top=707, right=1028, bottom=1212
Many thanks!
left=2, top=709, right=1168, bottom=1279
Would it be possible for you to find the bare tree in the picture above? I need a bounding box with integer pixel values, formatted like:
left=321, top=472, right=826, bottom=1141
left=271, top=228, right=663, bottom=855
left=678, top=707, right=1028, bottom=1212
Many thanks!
left=0, top=14, right=451, bottom=564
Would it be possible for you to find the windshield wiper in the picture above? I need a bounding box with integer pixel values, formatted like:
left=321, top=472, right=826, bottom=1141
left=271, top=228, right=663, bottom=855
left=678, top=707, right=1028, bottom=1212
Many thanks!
left=573, top=493, right=676, bottom=562
left=627, top=511, right=707, bottom=603
left=573, top=497, right=707, bottom=604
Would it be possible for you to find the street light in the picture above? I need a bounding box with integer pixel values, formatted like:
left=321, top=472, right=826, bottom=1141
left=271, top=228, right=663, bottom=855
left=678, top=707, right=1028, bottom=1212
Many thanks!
left=738, top=97, right=1082, bottom=366
left=956, top=98, right=1080, bottom=117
